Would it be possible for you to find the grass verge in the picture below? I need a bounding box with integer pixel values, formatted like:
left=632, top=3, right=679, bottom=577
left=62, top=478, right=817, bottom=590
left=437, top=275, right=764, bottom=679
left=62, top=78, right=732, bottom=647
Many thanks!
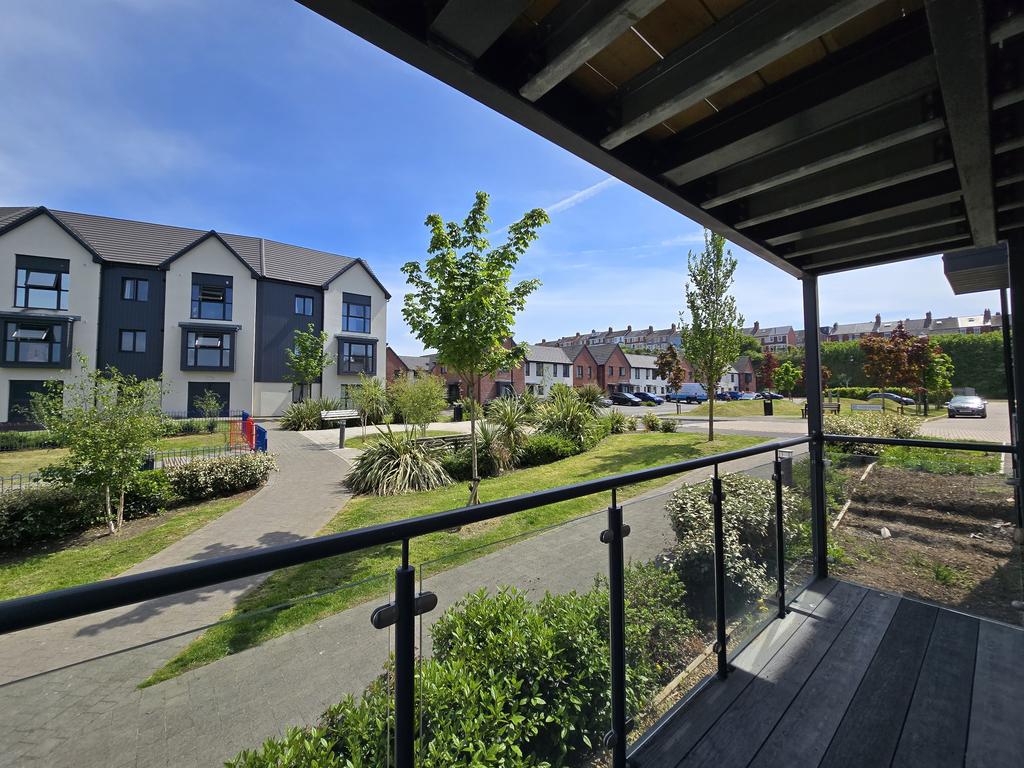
left=144, top=431, right=760, bottom=686
left=342, top=429, right=461, bottom=451
left=878, top=443, right=1003, bottom=475
left=0, top=493, right=252, bottom=600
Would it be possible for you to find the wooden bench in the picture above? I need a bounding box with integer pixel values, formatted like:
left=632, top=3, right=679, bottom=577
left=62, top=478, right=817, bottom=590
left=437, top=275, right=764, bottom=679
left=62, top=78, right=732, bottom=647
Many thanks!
left=414, top=434, right=473, bottom=452
left=802, top=402, right=841, bottom=418
left=321, top=409, right=360, bottom=448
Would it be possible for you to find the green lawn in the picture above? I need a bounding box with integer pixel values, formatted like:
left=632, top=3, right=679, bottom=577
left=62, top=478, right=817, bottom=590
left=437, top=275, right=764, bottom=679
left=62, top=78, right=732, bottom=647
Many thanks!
left=682, top=397, right=880, bottom=419
left=145, top=430, right=761, bottom=686
left=0, top=432, right=231, bottom=477
left=0, top=493, right=251, bottom=600
left=343, top=429, right=461, bottom=451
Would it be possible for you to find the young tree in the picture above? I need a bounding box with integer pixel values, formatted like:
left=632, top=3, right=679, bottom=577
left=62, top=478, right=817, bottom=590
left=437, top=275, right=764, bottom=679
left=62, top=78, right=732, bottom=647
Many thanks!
left=351, top=372, right=389, bottom=438
left=774, top=361, right=800, bottom=400
left=678, top=229, right=744, bottom=441
left=388, top=375, right=447, bottom=436
left=191, top=388, right=224, bottom=433
left=32, top=360, right=165, bottom=534
left=655, top=345, right=688, bottom=413
left=759, top=349, right=779, bottom=391
left=861, top=323, right=914, bottom=410
left=907, top=339, right=954, bottom=415
left=285, top=323, right=335, bottom=401
left=402, top=191, right=548, bottom=504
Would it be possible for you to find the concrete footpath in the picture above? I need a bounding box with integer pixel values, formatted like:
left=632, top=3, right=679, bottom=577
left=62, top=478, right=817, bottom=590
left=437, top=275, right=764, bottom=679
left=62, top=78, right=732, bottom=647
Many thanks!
left=0, top=433, right=804, bottom=768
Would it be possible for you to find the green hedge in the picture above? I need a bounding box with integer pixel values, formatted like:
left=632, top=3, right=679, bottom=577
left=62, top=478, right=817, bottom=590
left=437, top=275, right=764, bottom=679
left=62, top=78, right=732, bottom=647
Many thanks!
left=229, top=564, right=698, bottom=768
left=825, top=386, right=914, bottom=400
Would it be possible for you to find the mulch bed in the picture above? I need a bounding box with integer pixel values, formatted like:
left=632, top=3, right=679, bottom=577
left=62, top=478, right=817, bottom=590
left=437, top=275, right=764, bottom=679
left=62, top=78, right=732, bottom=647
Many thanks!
left=831, top=465, right=1024, bottom=625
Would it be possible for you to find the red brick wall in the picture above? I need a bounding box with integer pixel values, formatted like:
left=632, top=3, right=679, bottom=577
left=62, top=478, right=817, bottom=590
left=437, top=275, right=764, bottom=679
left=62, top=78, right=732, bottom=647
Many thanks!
left=385, top=346, right=409, bottom=381
left=597, top=346, right=632, bottom=393
left=570, top=347, right=600, bottom=388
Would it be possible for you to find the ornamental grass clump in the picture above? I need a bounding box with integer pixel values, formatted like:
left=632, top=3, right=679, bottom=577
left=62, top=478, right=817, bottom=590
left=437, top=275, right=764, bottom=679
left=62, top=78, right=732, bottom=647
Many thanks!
left=279, top=397, right=346, bottom=431
left=344, top=428, right=452, bottom=496
left=535, top=386, right=599, bottom=450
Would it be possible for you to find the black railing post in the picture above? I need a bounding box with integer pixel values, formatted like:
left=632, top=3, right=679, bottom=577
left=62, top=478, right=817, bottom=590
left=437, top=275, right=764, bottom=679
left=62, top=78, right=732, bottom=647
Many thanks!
left=394, top=539, right=415, bottom=768
left=802, top=274, right=829, bottom=579
left=602, top=487, right=629, bottom=768
left=773, top=452, right=787, bottom=620
left=711, top=470, right=729, bottom=679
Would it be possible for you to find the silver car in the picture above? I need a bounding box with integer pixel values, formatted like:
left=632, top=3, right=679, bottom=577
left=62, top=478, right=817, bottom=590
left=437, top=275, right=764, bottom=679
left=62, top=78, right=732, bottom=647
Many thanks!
left=946, top=395, right=987, bottom=419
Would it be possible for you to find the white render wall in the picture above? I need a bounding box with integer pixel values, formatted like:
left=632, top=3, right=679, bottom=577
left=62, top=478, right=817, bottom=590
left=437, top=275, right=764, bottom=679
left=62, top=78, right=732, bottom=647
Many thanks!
left=524, top=360, right=572, bottom=394
left=0, top=214, right=102, bottom=420
left=322, top=262, right=388, bottom=398
left=161, top=237, right=258, bottom=414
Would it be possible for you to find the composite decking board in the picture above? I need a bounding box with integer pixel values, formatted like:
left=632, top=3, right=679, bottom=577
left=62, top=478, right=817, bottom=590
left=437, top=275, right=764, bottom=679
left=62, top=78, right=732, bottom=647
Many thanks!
left=677, top=581, right=868, bottom=768
left=628, top=579, right=839, bottom=767
left=817, top=599, right=938, bottom=768
left=746, top=589, right=900, bottom=768
left=890, top=609, right=979, bottom=768
left=965, top=619, right=1024, bottom=768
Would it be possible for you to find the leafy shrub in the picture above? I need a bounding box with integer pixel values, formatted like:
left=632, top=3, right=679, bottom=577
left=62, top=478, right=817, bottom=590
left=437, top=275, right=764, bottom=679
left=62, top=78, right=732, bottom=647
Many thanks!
left=605, top=410, right=627, bottom=434
left=642, top=400, right=655, bottom=407
left=440, top=425, right=507, bottom=481
left=659, top=418, right=676, bottom=433
left=123, top=470, right=179, bottom=516
left=345, top=430, right=452, bottom=495
left=388, top=375, right=447, bottom=432
left=0, top=430, right=59, bottom=451
left=823, top=411, right=920, bottom=455
left=825, top=386, right=914, bottom=400
left=458, top=397, right=483, bottom=421
left=166, top=453, right=278, bottom=501
left=517, top=434, right=580, bottom=468
left=280, top=398, right=346, bottom=431
left=662, top=474, right=796, bottom=618
left=162, top=418, right=203, bottom=436
left=486, top=396, right=530, bottom=463
left=228, top=564, right=697, bottom=768
left=625, top=416, right=638, bottom=431
left=0, top=486, right=95, bottom=549
left=642, top=411, right=661, bottom=432
left=575, top=383, right=606, bottom=415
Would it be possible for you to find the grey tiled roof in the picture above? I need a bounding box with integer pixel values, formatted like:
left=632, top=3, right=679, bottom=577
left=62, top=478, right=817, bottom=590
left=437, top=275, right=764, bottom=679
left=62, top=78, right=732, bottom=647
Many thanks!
left=398, top=354, right=435, bottom=371
left=587, top=343, right=623, bottom=365
left=0, top=206, right=385, bottom=292
left=525, top=345, right=572, bottom=364
left=625, top=353, right=657, bottom=368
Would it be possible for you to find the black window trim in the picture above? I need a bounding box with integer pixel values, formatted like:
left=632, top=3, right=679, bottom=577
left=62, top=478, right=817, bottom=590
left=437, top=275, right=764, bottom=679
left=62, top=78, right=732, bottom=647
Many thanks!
left=336, top=335, right=377, bottom=375
left=14, top=254, right=70, bottom=312
left=119, top=329, right=147, bottom=354
left=179, top=322, right=238, bottom=372
left=342, top=292, right=372, bottom=334
left=122, top=276, right=150, bottom=302
left=0, top=314, right=73, bottom=369
left=190, top=272, right=234, bottom=321
left=295, top=294, right=314, bottom=316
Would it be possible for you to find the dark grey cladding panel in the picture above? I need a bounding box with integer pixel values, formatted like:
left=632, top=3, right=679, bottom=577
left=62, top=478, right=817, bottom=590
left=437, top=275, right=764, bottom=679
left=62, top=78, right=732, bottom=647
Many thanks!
left=255, top=279, right=324, bottom=383
left=97, top=264, right=165, bottom=380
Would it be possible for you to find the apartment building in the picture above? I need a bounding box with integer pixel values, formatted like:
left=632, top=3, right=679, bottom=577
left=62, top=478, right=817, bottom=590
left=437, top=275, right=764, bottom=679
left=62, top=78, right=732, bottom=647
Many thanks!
left=624, top=353, right=669, bottom=395
left=540, top=323, right=680, bottom=351
left=522, top=345, right=573, bottom=396
left=742, top=321, right=798, bottom=352
left=0, top=206, right=389, bottom=421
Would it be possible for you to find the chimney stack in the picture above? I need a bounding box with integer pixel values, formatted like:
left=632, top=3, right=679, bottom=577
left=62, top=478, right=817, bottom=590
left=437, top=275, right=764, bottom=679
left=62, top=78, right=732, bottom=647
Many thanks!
left=626, top=324, right=632, bottom=332
left=541, top=338, right=546, bottom=344
left=984, top=308, right=992, bottom=323
left=874, top=313, right=881, bottom=327
left=753, top=321, right=760, bottom=333
left=608, top=326, right=613, bottom=333
left=671, top=322, right=676, bottom=331
left=925, top=311, right=932, bottom=326
left=648, top=324, right=654, bottom=332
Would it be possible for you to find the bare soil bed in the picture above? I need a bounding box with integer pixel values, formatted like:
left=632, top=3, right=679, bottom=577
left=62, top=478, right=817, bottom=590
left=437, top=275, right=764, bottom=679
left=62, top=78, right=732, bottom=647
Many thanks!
left=831, top=465, right=1024, bottom=625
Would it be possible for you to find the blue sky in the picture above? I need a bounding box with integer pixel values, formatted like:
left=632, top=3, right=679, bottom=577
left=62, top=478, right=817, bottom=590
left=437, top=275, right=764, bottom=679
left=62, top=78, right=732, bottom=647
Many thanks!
left=1, top=0, right=1000, bottom=354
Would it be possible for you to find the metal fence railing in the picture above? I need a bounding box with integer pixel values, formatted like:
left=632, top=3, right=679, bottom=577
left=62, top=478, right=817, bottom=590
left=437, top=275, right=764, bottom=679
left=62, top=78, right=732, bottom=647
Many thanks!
left=0, top=472, right=45, bottom=493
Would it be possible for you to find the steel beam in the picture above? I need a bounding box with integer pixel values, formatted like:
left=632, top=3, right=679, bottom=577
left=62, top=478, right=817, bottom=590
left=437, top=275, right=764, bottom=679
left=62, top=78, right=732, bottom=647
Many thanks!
left=793, top=229, right=970, bottom=271
left=801, top=275, right=828, bottom=579
left=601, top=0, right=886, bottom=149
left=1008, top=234, right=1024, bottom=529
left=787, top=211, right=966, bottom=259
left=990, top=11, right=1024, bottom=46
left=1000, top=287, right=1021, bottom=527
left=429, top=0, right=532, bottom=59
left=661, top=56, right=937, bottom=187
left=519, top=0, right=666, bottom=101
left=925, top=0, right=996, bottom=245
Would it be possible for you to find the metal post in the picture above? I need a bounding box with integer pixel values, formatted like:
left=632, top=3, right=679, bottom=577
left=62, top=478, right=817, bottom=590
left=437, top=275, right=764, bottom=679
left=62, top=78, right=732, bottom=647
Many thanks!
left=802, top=274, right=828, bottom=578
left=394, top=539, right=415, bottom=768
left=602, top=488, right=628, bottom=768
left=1008, top=237, right=1024, bottom=530
left=1000, top=286, right=1021, bottom=527
left=711, top=470, right=729, bottom=679
left=339, top=421, right=346, bottom=449
left=773, top=452, right=787, bottom=620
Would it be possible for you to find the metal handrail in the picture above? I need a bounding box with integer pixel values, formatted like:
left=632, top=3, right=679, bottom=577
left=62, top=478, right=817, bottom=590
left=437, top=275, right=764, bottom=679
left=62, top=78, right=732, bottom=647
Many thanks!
left=0, top=435, right=809, bottom=634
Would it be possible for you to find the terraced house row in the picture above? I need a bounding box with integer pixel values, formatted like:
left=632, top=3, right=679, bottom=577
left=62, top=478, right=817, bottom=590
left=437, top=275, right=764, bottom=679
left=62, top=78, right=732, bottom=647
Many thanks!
left=0, top=206, right=389, bottom=422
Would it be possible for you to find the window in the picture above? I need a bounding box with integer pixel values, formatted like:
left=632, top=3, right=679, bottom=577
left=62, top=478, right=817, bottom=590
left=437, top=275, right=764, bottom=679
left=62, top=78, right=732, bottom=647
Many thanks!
left=184, top=330, right=233, bottom=369
left=294, top=295, right=314, bottom=316
left=587, top=366, right=592, bottom=378
left=577, top=365, right=583, bottom=377
left=190, top=274, right=233, bottom=320
left=119, top=330, right=146, bottom=353
left=563, top=364, right=570, bottom=377
left=608, top=366, right=613, bottom=376
left=3, top=321, right=63, bottom=365
left=342, top=293, right=371, bottom=333
left=339, top=339, right=376, bottom=375
left=619, top=366, right=625, bottom=376
left=122, top=278, right=149, bottom=302
left=524, top=361, right=531, bottom=376
left=15, top=256, right=69, bottom=310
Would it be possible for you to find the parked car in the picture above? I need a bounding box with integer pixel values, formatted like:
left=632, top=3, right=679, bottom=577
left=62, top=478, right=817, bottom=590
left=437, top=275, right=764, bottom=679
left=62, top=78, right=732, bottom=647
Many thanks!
left=737, top=392, right=757, bottom=400
left=758, top=391, right=785, bottom=400
left=634, top=391, right=664, bottom=404
left=596, top=397, right=613, bottom=408
left=945, top=395, right=987, bottom=418
left=716, top=390, right=740, bottom=401
left=666, top=383, right=709, bottom=404
left=610, top=391, right=642, bottom=406
left=867, top=392, right=915, bottom=406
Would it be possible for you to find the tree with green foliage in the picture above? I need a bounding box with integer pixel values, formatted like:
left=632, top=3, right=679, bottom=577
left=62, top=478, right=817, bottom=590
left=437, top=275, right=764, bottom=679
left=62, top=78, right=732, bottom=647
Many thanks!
left=678, top=229, right=744, bottom=440
left=285, top=323, right=334, bottom=401
left=738, top=334, right=764, bottom=370
left=351, top=372, right=389, bottom=439
left=191, top=388, right=224, bottom=433
left=32, top=359, right=165, bottom=534
left=759, top=349, right=779, bottom=391
left=402, top=191, right=548, bottom=504
left=655, top=345, right=688, bottom=413
left=774, top=361, right=800, bottom=400
left=388, top=374, right=447, bottom=436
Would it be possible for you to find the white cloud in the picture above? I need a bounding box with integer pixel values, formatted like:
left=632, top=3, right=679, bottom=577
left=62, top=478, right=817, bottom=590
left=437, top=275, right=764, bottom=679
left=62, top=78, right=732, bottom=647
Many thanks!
left=545, top=177, right=619, bottom=214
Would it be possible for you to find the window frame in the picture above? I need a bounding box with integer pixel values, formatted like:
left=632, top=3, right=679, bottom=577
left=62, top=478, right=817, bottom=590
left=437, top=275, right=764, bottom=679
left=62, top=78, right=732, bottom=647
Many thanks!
left=294, top=295, right=314, bottom=316
left=119, top=329, right=147, bottom=353
left=337, top=337, right=377, bottom=375
left=14, top=255, right=70, bottom=311
left=181, top=327, right=235, bottom=371
left=190, top=273, right=233, bottom=321
left=122, top=277, right=149, bottom=302
left=2, top=319, right=67, bottom=368
left=342, top=292, right=372, bottom=334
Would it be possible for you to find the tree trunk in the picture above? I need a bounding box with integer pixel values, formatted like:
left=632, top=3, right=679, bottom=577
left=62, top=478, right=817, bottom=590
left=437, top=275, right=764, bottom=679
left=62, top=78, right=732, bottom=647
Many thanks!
left=707, top=381, right=715, bottom=442
left=117, top=488, right=126, bottom=532
left=468, top=378, right=480, bottom=505
left=105, top=484, right=115, bottom=534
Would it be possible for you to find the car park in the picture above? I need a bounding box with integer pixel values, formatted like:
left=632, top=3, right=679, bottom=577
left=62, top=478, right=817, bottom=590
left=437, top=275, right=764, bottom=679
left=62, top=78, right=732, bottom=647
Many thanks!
left=666, top=383, right=709, bottom=404
left=867, top=392, right=915, bottom=406
left=945, top=395, right=987, bottom=418
left=610, top=391, right=642, bottom=406
left=634, top=391, right=665, bottom=405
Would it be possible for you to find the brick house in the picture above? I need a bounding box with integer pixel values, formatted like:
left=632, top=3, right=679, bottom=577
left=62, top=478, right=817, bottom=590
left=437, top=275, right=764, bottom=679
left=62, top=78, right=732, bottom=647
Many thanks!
left=565, top=345, right=600, bottom=388
left=588, top=343, right=631, bottom=394
left=733, top=356, right=757, bottom=393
